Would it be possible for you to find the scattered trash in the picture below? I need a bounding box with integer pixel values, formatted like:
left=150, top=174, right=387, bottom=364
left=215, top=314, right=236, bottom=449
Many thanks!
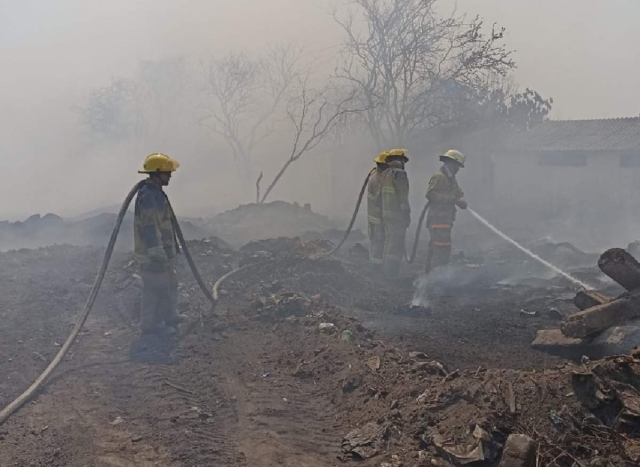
left=319, top=323, right=336, bottom=332
left=366, top=356, right=381, bottom=372
left=341, top=330, right=354, bottom=342
left=103, top=331, right=112, bottom=337
left=549, top=411, right=565, bottom=431
left=342, top=422, right=388, bottom=460
left=519, top=309, right=538, bottom=317
left=110, top=416, right=124, bottom=426
left=412, top=361, right=447, bottom=376
left=408, top=351, right=429, bottom=361
left=432, top=425, right=488, bottom=465
left=262, top=372, right=270, bottom=378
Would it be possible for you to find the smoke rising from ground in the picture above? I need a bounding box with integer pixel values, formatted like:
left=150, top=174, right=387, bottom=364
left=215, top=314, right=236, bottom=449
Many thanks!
left=1, top=0, right=639, bottom=253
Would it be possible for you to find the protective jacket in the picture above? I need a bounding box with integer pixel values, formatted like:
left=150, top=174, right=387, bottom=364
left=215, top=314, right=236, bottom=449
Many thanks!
left=380, top=161, right=410, bottom=277
left=134, top=180, right=178, bottom=269
left=381, top=161, right=411, bottom=225
left=367, top=166, right=386, bottom=266
left=426, top=167, right=464, bottom=226
left=367, top=167, right=385, bottom=225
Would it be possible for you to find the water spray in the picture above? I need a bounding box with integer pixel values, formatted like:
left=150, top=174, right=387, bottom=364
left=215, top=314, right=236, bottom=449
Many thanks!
left=467, top=208, right=593, bottom=290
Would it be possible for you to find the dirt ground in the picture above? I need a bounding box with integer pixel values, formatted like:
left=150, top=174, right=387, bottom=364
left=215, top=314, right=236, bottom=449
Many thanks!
left=0, top=237, right=637, bottom=466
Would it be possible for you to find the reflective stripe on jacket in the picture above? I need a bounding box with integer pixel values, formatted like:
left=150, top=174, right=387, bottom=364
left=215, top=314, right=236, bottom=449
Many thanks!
left=367, top=167, right=385, bottom=224
left=381, top=161, right=410, bottom=222
left=426, top=168, right=464, bottom=226
left=134, top=180, right=178, bottom=266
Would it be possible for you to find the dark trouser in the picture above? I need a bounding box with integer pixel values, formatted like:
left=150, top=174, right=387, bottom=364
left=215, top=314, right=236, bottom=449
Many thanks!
left=140, top=262, right=179, bottom=334
left=383, top=221, right=407, bottom=278
left=426, top=223, right=453, bottom=274
left=368, top=222, right=385, bottom=268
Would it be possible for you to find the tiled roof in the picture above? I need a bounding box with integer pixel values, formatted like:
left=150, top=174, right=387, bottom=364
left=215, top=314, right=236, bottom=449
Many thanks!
left=503, top=117, right=640, bottom=152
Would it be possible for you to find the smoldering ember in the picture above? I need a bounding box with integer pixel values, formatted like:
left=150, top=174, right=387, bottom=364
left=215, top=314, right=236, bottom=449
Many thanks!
left=1, top=1, right=639, bottom=466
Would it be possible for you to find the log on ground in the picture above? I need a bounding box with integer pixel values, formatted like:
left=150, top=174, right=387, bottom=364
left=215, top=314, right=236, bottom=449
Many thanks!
left=532, top=322, right=640, bottom=360
left=574, top=290, right=610, bottom=311
left=561, top=297, right=640, bottom=338
left=598, top=248, right=640, bottom=291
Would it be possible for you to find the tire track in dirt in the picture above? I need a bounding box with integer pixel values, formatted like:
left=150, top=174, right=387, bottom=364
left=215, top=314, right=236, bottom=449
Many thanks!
left=211, top=322, right=343, bottom=467
left=104, top=363, right=242, bottom=466
left=2, top=248, right=347, bottom=466
left=76, top=288, right=245, bottom=466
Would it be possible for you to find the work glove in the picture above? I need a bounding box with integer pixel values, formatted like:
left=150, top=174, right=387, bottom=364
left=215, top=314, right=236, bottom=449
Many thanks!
left=456, top=198, right=468, bottom=210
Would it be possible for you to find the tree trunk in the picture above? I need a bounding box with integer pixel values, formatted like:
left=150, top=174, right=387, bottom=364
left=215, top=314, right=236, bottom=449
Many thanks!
left=598, top=248, right=640, bottom=291
left=261, top=159, right=293, bottom=204
left=574, top=290, right=610, bottom=311
left=561, top=296, right=640, bottom=338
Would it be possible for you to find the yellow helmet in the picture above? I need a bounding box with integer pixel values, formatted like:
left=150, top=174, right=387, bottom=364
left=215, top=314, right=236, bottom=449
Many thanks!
left=441, top=149, right=466, bottom=167
left=388, top=148, right=409, bottom=161
left=374, top=151, right=390, bottom=164
left=138, top=153, right=180, bottom=174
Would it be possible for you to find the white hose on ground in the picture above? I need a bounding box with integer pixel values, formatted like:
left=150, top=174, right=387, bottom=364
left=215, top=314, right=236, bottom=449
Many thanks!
left=0, top=181, right=227, bottom=426
left=0, top=181, right=144, bottom=425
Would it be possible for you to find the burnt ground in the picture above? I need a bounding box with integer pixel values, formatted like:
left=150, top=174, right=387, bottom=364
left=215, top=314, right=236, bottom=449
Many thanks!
left=0, top=238, right=637, bottom=466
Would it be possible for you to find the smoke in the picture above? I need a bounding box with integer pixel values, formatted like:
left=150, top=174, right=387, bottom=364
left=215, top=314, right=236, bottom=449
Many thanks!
left=411, top=273, right=430, bottom=308
left=2, top=0, right=640, bottom=259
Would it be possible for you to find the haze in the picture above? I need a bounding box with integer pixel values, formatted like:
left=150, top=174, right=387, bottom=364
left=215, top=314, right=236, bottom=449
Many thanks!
left=1, top=0, right=639, bottom=220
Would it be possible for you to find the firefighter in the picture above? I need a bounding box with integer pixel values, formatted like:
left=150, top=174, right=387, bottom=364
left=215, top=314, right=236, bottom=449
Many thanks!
left=135, top=153, right=181, bottom=336
left=367, top=151, right=389, bottom=272
left=425, top=149, right=467, bottom=274
left=381, top=149, right=410, bottom=278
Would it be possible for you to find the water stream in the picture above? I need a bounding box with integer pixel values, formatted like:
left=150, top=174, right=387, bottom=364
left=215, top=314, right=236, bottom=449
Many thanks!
left=468, top=208, right=594, bottom=290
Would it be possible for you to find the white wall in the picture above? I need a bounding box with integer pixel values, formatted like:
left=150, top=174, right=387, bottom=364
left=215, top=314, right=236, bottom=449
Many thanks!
left=490, top=151, right=640, bottom=250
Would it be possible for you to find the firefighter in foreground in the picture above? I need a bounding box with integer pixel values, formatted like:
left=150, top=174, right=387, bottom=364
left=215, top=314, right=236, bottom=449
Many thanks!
left=425, top=149, right=467, bottom=274
left=367, top=151, right=389, bottom=272
left=381, top=149, right=411, bottom=278
left=135, top=153, right=182, bottom=335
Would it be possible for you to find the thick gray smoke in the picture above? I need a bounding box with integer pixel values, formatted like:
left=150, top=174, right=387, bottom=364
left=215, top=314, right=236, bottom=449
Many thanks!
left=1, top=0, right=639, bottom=255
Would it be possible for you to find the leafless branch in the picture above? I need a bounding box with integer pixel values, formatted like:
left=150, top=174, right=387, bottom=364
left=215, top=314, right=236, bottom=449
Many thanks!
left=333, top=0, right=515, bottom=145
left=260, top=78, right=364, bottom=203
left=200, top=45, right=303, bottom=183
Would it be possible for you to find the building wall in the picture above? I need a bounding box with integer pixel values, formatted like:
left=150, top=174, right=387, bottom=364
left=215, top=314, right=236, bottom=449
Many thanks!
left=489, top=150, right=640, bottom=249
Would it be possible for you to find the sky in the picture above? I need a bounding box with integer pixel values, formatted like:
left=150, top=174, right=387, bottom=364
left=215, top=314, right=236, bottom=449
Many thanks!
left=0, top=0, right=639, bottom=218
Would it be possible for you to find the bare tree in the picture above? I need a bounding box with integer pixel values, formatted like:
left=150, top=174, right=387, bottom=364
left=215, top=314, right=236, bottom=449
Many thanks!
left=260, top=77, right=361, bottom=203
left=201, top=45, right=303, bottom=183
left=79, top=77, right=141, bottom=143
left=79, top=57, right=192, bottom=148
left=333, top=0, right=515, bottom=147
left=135, top=57, right=192, bottom=145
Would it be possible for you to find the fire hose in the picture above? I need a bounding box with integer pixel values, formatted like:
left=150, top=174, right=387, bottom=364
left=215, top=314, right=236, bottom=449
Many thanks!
left=321, top=171, right=372, bottom=258
left=0, top=181, right=257, bottom=426
left=404, top=202, right=429, bottom=264
left=0, top=172, right=422, bottom=425
left=321, top=171, right=430, bottom=263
